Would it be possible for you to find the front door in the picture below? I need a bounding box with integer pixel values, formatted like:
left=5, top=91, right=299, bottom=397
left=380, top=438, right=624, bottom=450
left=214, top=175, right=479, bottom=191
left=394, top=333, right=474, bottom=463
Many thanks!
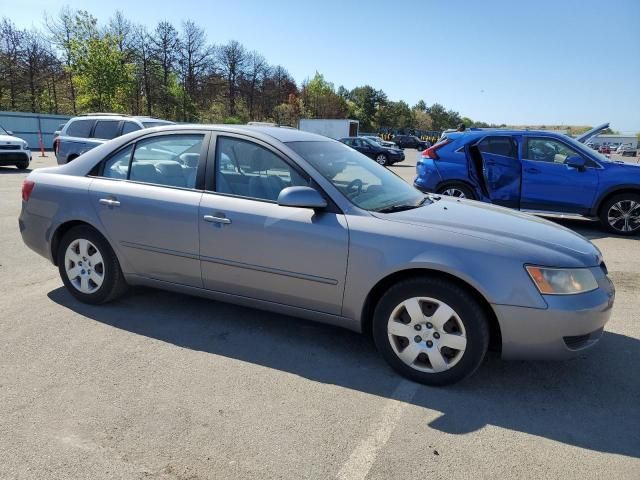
left=90, top=132, right=207, bottom=287
left=199, top=135, right=349, bottom=315
left=466, top=135, right=521, bottom=209
left=520, top=136, right=599, bottom=214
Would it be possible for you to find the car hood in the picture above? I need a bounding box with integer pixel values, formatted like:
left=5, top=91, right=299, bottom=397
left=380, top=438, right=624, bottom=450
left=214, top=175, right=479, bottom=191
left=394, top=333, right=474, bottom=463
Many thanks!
left=0, top=134, right=23, bottom=143
left=575, top=122, right=609, bottom=144
left=372, top=197, right=602, bottom=267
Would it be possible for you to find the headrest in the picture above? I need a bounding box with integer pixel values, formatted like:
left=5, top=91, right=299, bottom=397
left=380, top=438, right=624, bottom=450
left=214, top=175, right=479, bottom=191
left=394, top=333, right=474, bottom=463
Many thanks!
left=180, top=153, right=200, bottom=167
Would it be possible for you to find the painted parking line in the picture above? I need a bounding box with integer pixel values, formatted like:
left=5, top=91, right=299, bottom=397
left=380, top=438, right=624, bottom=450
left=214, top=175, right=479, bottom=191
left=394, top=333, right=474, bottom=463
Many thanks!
left=337, top=380, right=419, bottom=480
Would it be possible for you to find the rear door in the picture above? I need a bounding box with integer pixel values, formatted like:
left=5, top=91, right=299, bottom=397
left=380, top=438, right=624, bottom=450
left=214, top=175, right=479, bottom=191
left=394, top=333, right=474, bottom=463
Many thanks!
left=520, top=136, right=599, bottom=214
left=465, top=135, right=521, bottom=209
left=90, top=130, right=208, bottom=287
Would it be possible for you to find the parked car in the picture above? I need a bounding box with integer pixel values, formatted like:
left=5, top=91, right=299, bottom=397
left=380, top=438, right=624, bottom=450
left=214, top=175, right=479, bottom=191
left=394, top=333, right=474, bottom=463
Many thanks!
left=616, top=144, right=637, bottom=157
left=361, top=135, right=397, bottom=149
left=339, top=136, right=405, bottom=165
left=52, top=122, right=66, bottom=151
left=414, top=122, right=640, bottom=235
left=0, top=124, right=31, bottom=170
left=19, top=125, right=614, bottom=385
left=599, top=144, right=611, bottom=154
left=56, top=113, right=174, bottom=164
left=393, top=134, right=430, bottom=150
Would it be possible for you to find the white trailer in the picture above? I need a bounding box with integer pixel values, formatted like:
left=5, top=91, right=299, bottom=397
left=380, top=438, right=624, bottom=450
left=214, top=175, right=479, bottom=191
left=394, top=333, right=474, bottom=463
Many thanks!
left=298, top=119, right=359, bottom=139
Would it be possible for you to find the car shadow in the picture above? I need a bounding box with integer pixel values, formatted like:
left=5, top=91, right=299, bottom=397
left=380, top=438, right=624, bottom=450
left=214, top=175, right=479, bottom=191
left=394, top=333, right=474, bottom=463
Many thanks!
left=0, top=166, right=31, bottom=174
left=47, top=286, right=640, bottom=458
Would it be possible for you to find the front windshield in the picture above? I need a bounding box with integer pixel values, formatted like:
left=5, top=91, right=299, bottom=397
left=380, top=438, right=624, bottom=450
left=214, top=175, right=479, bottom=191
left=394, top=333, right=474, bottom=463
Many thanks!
left=286, top=140, right=425, bottom=211
left=563, top=135, right=611, bottom=163
left=0, top=125, right=8, bottom=135
left=362, top=138, right=381, bottom=147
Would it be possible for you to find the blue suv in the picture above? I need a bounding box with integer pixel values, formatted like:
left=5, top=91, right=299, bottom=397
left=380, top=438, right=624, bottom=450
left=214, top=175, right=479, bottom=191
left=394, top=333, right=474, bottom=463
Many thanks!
left=414, top=123, right=640, bottom=235
left=56, top=114, right=173, bottom=165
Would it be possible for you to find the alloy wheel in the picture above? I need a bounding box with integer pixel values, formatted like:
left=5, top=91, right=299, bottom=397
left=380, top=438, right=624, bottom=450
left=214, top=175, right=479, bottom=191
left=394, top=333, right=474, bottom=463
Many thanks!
left=442, top=188, right=467, bottom=198
left=64, top=238, right=105, bottom=294
left=387, top=297, right=467, bottom=373
left=376, top=154, right=387, bottom=165
left=607, top=200, right=640, bottom=233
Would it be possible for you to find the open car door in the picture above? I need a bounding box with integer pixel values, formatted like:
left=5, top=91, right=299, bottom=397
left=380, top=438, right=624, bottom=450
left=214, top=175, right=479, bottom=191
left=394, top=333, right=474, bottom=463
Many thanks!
left=575, top=122, right=609, bottom=144
left=465, top=135, right=522, bottom=209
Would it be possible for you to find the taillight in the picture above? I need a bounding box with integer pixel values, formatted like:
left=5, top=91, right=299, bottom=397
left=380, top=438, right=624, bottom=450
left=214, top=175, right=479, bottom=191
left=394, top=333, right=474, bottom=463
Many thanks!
left=54, top=138, right=59, bottom=154
left=423, top=139, right=452, bottom=160
left=22, top=180, right=35, bottom=201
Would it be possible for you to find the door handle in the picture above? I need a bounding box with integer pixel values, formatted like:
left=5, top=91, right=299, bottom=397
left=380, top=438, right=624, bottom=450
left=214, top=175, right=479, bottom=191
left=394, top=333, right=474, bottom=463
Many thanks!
left=99, top=198, right=121, bottom=207
left=525, top=167, right=540, bottom=174
left=203, top=214, right=231, bottom=224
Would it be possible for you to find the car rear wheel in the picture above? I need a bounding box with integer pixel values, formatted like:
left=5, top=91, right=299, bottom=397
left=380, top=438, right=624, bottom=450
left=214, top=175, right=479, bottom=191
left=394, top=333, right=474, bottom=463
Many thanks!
left=375, top=153, right=388, bottom=166
left=372, top=277, right=490, bottom=386
left=599, top=193, right=640, bottom=235
left=57, top=225, right=128, bottom=304
left=437, top=183, right=476, bottom=200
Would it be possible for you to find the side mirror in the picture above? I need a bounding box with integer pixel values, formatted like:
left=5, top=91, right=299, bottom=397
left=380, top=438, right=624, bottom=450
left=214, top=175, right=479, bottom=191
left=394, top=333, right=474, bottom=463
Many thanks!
left=566, top=156, right=586, bottom=169
left=277, top=186, right=327, bottom=209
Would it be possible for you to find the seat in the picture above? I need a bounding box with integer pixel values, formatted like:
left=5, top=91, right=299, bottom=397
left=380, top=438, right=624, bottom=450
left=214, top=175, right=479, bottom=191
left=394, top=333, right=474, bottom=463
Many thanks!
left=155, top=161, right=187, bottom=187
left=246, top=148, right=285, bottom=201
left=130, top=162, right=161, bottom=184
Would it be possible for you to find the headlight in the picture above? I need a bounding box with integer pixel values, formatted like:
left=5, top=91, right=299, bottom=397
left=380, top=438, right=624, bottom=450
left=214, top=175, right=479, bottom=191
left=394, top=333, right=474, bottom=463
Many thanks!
left=525, top=266, right=598, bottom=295
left=23, top=141, right=29, bottom=149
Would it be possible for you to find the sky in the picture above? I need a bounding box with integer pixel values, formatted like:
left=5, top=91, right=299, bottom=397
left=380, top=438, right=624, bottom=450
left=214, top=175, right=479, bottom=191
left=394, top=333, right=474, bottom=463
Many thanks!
left=4, top=0, right=640, bottom=133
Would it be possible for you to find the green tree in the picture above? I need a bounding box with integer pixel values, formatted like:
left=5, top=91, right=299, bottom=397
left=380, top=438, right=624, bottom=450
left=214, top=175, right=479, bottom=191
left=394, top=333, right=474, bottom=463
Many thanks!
left=72, top=33, right=133, bottom=111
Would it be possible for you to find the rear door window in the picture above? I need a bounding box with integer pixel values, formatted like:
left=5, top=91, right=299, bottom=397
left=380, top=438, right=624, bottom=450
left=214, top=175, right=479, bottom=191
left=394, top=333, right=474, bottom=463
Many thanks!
left=478, top=136, right=517, bottom=158
left=66, top=120, right=94, bottom=138
left=93, top=120, right=121, bottom=140
left=122, top=121, right=142, bottom=135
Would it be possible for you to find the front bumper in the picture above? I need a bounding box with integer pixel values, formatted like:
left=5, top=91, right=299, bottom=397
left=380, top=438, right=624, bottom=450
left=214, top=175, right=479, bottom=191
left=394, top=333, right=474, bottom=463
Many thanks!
left=494, top=268, right=615, bottom=360
left=0, top=150, right=30, bottom=165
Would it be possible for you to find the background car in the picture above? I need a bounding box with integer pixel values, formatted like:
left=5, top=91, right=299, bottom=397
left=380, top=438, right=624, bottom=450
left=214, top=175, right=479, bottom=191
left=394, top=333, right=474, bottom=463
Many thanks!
left=19, top=125, right=614, bottom=386
left=52, top=122, right=66, bottom=150
left=56, top=113, right=173, bottom=164
left=339, top=136, right=405, bottom=165
left=393, top=134, right=430, bottom=150
left=616, top=144, right=637, bottom=157
left=414, top=123, right=640, bottom=235
left=0, top=124, right=31, bottom=169
left=361, top=135, right=397, bottom=149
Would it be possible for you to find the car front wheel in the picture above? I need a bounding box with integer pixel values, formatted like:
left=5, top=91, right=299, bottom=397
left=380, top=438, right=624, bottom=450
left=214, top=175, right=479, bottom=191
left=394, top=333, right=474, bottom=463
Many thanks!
left=16, top=160, right=29, bottom=170
left=57, top=225, right=128, bottom=304
left=372, top=277, right=489, bottom=386
left=375, top=153, right=388, bottom=166
left=599, top=193, right=640, bottom=235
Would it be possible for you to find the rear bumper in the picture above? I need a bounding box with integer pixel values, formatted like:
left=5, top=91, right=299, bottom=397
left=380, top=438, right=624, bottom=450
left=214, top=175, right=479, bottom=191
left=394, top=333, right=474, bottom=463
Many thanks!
left=0, top=151, right=30, bottom=165
left=494, top=271, right=615, bottom=360
left=19, top=205, right=54, bottom=263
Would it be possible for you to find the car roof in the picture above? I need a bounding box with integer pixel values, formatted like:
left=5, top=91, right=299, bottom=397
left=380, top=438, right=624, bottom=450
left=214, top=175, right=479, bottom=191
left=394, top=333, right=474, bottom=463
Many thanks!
left=69, top=115, right=171, bottom=123
left=148, top=124, right=332, bottom=143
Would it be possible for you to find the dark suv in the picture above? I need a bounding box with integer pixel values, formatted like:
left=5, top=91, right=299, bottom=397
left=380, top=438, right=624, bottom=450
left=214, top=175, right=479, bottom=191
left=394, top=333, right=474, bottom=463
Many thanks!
left=392, top=135, right=430, bottom=150
left=56, top=114, right=173, bottom=164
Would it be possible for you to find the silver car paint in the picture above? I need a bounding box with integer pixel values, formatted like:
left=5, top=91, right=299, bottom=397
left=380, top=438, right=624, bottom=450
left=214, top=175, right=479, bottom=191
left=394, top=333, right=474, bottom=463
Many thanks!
left=19, top=125, right=614, bottom=359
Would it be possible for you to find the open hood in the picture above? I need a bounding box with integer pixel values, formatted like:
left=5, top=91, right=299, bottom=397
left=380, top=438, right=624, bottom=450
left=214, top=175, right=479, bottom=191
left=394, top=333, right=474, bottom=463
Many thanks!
left=575, top=122, right=609, bottom=144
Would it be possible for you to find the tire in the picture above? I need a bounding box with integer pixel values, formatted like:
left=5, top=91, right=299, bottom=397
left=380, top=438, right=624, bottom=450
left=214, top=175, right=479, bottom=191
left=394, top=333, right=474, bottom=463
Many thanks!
left=372, top=276, right=489, bottom=386
left=57, top=225, right=128, bottom=304
left=375, top=153, right=388, bottom=166
left=437, top=183, right=476, bottom=200
left=598, top=193, right=640, bottom=236
left=16, top=160, right=29, bottom=170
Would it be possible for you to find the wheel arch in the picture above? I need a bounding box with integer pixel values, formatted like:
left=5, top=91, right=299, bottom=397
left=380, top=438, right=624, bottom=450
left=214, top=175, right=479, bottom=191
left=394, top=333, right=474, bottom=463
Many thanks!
left=360, top=268, right=502, bottom=354
left=593, top=185, right=640, bottom=215
left=50, top=220, right=109, bottom=266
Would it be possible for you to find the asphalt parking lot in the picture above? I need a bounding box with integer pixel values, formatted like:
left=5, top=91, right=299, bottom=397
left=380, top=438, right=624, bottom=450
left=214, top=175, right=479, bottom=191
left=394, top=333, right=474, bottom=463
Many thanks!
left=1, top=152, right=639, bottom=479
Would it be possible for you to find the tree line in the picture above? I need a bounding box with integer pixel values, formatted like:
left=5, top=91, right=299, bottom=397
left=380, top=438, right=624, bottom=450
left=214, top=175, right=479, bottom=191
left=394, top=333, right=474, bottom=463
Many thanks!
left=0, top=8, right=489, bottom=133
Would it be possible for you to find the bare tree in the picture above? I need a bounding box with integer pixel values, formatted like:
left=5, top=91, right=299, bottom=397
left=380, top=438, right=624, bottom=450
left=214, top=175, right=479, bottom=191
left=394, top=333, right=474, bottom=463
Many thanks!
left=151, top=21, right=180, bottom=118
left=216, top=40, right=247, bottom=117
left=179, top=20, right=212, bottom=121
left=0, top=18, right=25, bottom=109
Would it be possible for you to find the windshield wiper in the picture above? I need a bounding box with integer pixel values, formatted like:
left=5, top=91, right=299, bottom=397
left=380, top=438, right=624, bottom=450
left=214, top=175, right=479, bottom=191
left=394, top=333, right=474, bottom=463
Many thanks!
left=375, top=196, right=430, bottom=213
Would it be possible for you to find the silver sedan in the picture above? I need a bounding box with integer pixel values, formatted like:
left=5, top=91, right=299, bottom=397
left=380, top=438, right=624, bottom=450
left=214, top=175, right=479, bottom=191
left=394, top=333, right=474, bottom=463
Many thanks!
left=18, top=125, right=615, bottom=385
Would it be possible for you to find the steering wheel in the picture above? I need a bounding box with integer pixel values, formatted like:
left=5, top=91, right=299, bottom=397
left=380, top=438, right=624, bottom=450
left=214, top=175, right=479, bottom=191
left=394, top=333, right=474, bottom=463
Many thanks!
left=346, top=179, right=363, bottom=197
